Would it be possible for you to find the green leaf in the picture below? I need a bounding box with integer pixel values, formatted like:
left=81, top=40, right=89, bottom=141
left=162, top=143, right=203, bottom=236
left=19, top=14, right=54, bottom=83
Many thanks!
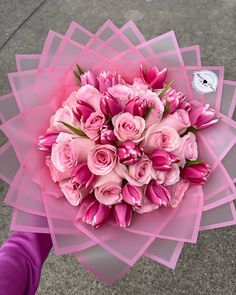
left=57, top=121, right=87, bottom=137
left=158, top=80, right=174, bottom=99
left=185, top=159, right=202, bottom=168
left=73, top=70, right=81, bottom=83
left=144, top=102, right=156, bottom=120
left=163, top=99, right=169, bottom=115
left=76, top=64, right=84, bottom=75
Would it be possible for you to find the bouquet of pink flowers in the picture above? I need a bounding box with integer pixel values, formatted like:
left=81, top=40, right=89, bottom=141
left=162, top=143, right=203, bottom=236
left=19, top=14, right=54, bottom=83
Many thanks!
left=39, top=64, right=216, bottom=229
left=1, top=20, right=236, bottom=285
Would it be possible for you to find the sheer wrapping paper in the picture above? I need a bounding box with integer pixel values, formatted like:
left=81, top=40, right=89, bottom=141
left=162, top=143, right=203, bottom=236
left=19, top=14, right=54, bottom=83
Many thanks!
left=0, top=20, right=236, bottom=285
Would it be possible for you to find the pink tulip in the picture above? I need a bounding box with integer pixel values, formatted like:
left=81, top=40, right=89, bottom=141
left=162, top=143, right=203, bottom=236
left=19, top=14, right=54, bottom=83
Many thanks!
left=100, top=122, right=117, bottom=144
left=146, top=180, right=171, bottom=206
left=189, top=104, right=219, bottom=129
left=117, top=141, right=144, bottom=165
left=38, top=132, right=59, bottom=152
left=124, top=96, right=148, bottom=116
left=140, top=64, right=167, bottom=89
left=71, top=162, right=96, bottom=190
left=76, top=194, right=110, bottom=229
left=161, top=89, right=187, bottom=114
left=113, top=202, right=132, bottom=228
left=181, top=162, right=211, bottom=184
left=100, top=94, right=122, bottom=118
left=73, top=100, right=95, bottom=121
left=98, top=70, right=120, bottom=93
left=122, top=183, right=143, bottom=207
left=150, top=149, right=180, bottom=171
left=80, top=70, right=99, bottom=89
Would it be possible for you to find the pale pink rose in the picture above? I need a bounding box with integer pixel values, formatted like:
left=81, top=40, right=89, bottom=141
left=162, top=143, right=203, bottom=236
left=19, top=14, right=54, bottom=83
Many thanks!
left=112, top=112, right=145, bottom=142
left=45, top=155, right=71, bottom=183
left=155, top=163, right=180, bottom=186
left=66, top=85, right=102, bottom=111
left=160, top=109, right=191, bottom=134
left=48, top=105, right=79, bottom=133
left=80, top=112, right=105, bottom=141
left=87, top=144, right=117, bottom=175
left=115, top=156, right=154, bottom=186
left=169, top=179, right=190, bottom=208
left=131, top=78, right=149, bottom=92
left=62, top=90, right=78, bottom=108
left=59, top=180, right=86, bottom=206
left=108, top=84, right=134, bottom=108
left=51, top=137, right=95, bottom=172
left=135, top=196, right=160, bottom=214
left=94, top=171, right=122, bottom=206
left=173, top=132, right=198, bottom=167
left=144, top=125, right=181, bottom=153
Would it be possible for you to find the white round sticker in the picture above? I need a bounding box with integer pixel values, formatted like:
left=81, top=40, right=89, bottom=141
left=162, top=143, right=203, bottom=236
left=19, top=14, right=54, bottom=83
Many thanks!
left=191, top=70, right=218, bottom=94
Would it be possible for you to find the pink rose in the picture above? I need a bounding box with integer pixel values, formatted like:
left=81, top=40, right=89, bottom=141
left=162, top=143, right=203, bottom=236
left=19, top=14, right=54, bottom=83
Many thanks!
left=160, top=109, right=191, bottom=134
left=62, top=90, right=78, bottom=108
left=112, top=112, right=145, bottom=142
left=59, top=180, right=86, bottom=206
left=155, top=163, right=180, bottom=185
left=80, top=112, right=105, bottom=141
left=45, top=155, right=71, bottom=183
left=169, top=179, right=190, bottom=208
left=135, top=197, right=160, bottom=214
left=115, top=156, right=154, bottom=186
left=144, top=125, right=181, bottom=153
left=67, top=84, right=102, bottom=111
left=173, top=132, right=198, bottom=167
left=51, top=135, right=95, bottom=172
left=87, top=144, right=117, bottom=175
left=94, top=171, right=122, bottom=206
left=108, top=84, right=133, bottom=107
left=48, top=105, right=79, bottom=133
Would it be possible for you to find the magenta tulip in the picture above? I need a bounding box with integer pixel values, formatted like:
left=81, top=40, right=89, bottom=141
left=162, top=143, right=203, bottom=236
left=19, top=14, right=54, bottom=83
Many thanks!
left=73, top=100, right=95, bottom=121
left=71, top=162, right=96, bottom=190
left=146, top=180, right=171, bottom=206
left=76, top=194, right=110, bottom=229
left=150, top=149, right=180, bottom=171
left=161, top=89, right=187, bottom=114
left=100, top=122, right=117, bottom=144
left=122, top=183, right=143, bottom=207
left=100, top=94, right=122, bottom=118
left=98, top=70, right=119, bottom=93
left=80, top=70, right=99, bottom=88
left=38, top=132, right=59, bottom=152
left=181, top=162, right=211, bottom=184
left=124, top=96, right=148, bottom=116
left=113, top=202, right=132, bottom=228
left=140, top=64, right=167, bottom=89
left=117, top=141, right=144, bottom=165
left=189, top=104, right=219, bottom=129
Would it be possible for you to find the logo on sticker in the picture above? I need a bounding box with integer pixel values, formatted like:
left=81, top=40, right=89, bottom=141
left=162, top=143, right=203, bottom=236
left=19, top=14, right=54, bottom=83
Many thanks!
left=192, top=70, right=218, bottom=94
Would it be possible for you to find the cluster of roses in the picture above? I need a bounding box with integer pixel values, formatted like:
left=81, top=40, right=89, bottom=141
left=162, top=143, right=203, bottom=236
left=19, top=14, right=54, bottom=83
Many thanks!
left=39, top=65, right=218, bottom=228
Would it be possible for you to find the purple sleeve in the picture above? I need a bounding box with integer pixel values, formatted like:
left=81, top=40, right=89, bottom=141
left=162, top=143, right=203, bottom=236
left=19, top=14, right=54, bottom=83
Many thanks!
left=0, top=232, right=52, bottom=295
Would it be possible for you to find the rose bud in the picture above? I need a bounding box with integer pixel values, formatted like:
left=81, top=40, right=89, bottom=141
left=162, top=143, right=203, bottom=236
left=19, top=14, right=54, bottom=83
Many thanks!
left=76, top=194, right=110, bottom=229
left=100, top=93, right=122, bottom=118
left=98, top=70, right=119, bottom=93
left=181, top=162, right=211, bottom=185
left=73, top=100, right=95, bottom=121
left=189, top=104, right=219, bottom=129
left=113, top=202, right=132, bottom=228
left=71, top=162, right=96, bottom=190
left=124, top=97, right=148, bottom=117
left=150, top=149, right=180, bottom=171
left=117, top=141, right=144, bottom=165
left=38, top=132, right=59, bottom=152
left=122, top=183, right=143, bottom=207
left=161, top=89, right=187, bottom=114
left=100, top=122, right=117, bottom=144
left=140, top=64, right=167, bottom=89
left=146, top=180, right=171, bottom=206
left=80, top=70, right=99, bottom=89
